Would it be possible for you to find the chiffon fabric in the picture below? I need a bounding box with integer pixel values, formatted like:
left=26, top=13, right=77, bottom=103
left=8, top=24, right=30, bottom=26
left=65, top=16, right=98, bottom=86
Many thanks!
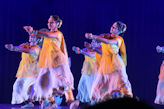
left=33, top=31, right=74, bottom=101
left=90, top=35, right=133, bottom=102
left=12, top=44, right=40, bottom=104
left=76, top=55, right=95, bottom=102
left=16, top=44, right=40, bottom=78
left=11, top=77, right=36, bottom=104
left=33, top=63, right=74, bottom=101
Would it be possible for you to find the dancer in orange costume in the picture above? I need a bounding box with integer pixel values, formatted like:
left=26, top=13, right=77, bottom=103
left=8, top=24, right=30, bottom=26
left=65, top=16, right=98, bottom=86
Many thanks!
left=24, top=15, right=74, bottom=109
left=85, top=21, right=133, bottom=102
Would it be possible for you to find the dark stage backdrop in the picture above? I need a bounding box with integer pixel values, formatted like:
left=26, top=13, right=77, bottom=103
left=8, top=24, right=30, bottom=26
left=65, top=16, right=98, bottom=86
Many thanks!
left=0, top=0, right=164, bottom=108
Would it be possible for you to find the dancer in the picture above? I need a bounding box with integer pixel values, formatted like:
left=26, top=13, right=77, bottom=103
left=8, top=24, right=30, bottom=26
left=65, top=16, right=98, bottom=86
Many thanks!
left=72, top=46, right=96, bottom=103
left=83, top=41, right=102, bottom=73
left=5, top=35, right=41, bottom=108
left=154, top=45, right=164, bottom=104
left=69, top=40, right=102, bottom=109
left=84, top=41, right=124, bottom=100
left=85, top=21, right=133, bottom=102
left=24, top=15, right=74, bottom=109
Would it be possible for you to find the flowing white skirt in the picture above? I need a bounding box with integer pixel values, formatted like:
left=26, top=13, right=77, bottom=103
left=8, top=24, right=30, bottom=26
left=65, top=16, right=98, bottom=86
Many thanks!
left=33, top=63, right=74, bottom=101
left=154, top=80, right=164, bottom=104
left=90, top=67, right=132, bottom=102
left=76, top=74, right=94, bottom=103
left=11, top=77, right=36, bottom=104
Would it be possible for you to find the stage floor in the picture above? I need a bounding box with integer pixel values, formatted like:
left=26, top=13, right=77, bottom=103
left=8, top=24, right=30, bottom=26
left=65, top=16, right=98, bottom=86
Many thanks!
left=0, top=104, right=70, bottom=109
left=1, top=103, right=164, bottom=109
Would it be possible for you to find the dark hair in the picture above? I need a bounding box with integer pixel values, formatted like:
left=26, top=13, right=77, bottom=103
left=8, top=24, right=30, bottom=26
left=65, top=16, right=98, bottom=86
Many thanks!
left=115, top=21, right=127, bottom=34
left=50, top=15, right=62, bottom=28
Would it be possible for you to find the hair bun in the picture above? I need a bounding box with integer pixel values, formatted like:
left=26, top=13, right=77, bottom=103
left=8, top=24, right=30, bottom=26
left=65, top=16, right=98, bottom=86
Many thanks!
left=122, top=24, right=127, bottom=33
left=115, top=21, right=127, bottom=33
left=58, top=20, right=62, bottom=28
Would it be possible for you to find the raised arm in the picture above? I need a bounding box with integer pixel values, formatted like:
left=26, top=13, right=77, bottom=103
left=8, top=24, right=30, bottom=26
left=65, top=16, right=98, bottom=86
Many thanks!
left=5, top=44, right=36, bottom=55
left=72, top=46, right=95, bottom=57
left=85, top=33, right=117, bottom=44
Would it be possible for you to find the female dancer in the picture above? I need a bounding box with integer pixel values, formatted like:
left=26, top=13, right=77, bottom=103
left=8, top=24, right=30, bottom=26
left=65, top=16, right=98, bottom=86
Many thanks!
left=72, top=46, right=96, bottom=103
left=24, top=15, right=74, bottom=108
left=83, top=41, right=102, bottom=73
left=154, top=45, right=164, bottom=104
left=85, top=21, right=133, bottom=102
left=69, top=40, right=102, bottom=109
left=5, top=35, right=41, bottom=108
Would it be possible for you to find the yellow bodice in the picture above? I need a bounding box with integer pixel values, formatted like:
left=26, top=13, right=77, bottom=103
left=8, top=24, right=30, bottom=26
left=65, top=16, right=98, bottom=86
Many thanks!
left=16, top=44, right=40, bottom=78
left=81, top=55, right=96, bottom=75
left=98, top=36, right=127, bottom=74
left=38, top=31, right=68, bottom=68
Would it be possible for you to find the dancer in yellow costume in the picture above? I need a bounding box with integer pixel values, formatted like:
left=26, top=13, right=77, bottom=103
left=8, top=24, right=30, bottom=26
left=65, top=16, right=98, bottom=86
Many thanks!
left=5, top=35, right=41, bottom=108
left=68, top=40, right=102, bottom=109
left=155, top=46, right=164, bottom=104
left=72, top=46, right=96, bottom=103
left=24, top=15, right=74, bottom=109
left=85, top=21, right=133, bottom=102
left=83, top=41, right=102, bottom=73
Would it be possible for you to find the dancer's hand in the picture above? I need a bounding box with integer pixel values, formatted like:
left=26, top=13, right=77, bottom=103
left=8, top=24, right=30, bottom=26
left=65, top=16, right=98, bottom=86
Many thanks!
left=85, top=33, right=93, bottom=39
left=72, top=46, right=81, bottom=54
left=156, top=45, right=162, bottom=53
left=23, top=26, right=34, bottom=34
left=72, top=46, right=76, bottom=51
left=5, top=44, right=14, bottom=51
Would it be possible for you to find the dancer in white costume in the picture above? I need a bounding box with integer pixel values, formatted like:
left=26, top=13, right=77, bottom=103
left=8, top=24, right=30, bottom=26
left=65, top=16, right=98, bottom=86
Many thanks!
left=69, top=41, right=102, bottom=109
left=154, top=46, right=164, bottom=104
left=72, top=46, right=96, bottom=103
left=5, top=35, right=41, bottom=108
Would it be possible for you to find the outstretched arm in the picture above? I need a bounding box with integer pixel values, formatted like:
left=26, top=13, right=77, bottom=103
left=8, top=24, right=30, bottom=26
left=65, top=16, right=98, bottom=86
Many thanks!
left=85, top=33, right=117, bottom=44
left=5, top=44, right=36, bottom=54
left=84, top=41, right=102, bottom=54
left=31, top=31, right=58, bottom=38
left=72, top=46, right=95, bottom=57
left=24, top=26, right=57, bottom=38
